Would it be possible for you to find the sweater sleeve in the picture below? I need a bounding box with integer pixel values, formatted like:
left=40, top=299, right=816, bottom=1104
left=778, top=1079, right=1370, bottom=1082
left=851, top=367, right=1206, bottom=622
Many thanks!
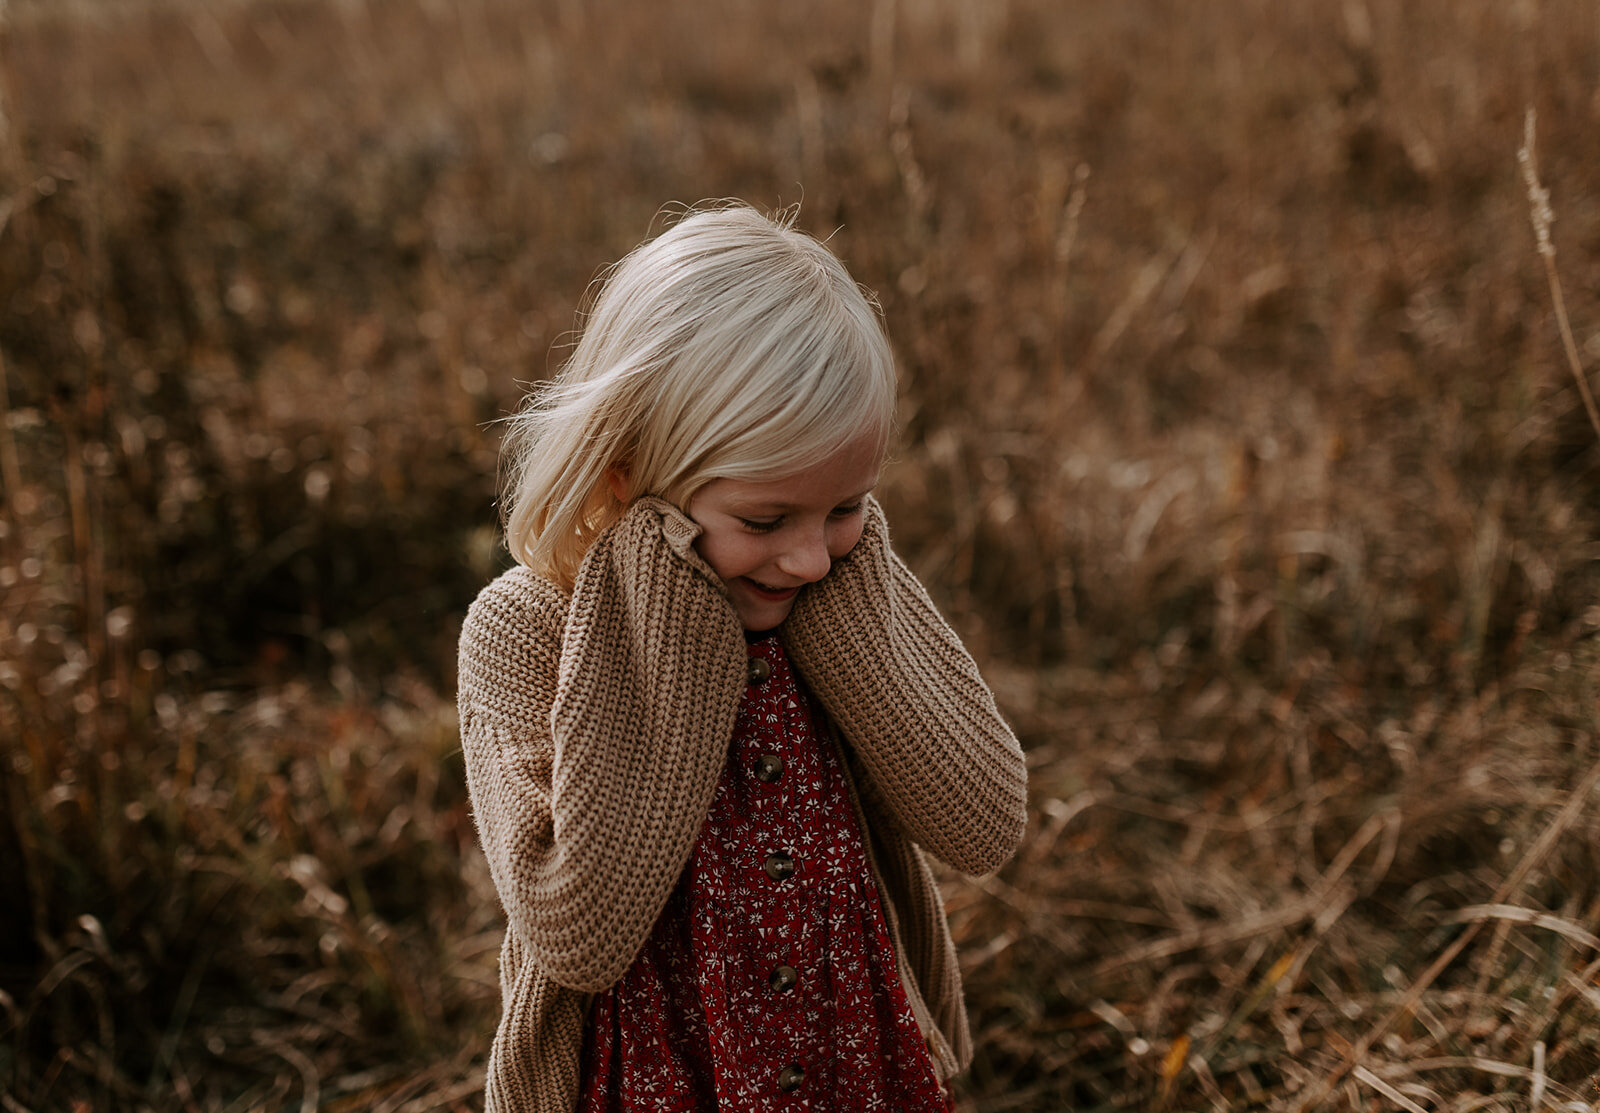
left=783, top=496, right=1028, bottom=877
left=457, top=498, right=746, bottom=992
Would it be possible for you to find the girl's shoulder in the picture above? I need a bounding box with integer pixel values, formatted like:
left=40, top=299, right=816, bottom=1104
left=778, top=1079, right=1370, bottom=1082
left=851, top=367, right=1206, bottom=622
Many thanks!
left=457, top=565, right=570, bottom=721
left=465, top=564, right=570, bottom=635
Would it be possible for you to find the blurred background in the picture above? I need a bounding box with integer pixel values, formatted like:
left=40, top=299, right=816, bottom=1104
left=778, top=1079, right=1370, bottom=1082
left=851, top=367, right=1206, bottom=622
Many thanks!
left=4, top=1, right=1600, bottom=1109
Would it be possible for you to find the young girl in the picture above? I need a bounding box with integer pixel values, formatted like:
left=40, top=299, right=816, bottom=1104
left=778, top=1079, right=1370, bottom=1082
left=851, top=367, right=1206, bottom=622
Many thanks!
left=457, top=203, right=1028, bottom=1113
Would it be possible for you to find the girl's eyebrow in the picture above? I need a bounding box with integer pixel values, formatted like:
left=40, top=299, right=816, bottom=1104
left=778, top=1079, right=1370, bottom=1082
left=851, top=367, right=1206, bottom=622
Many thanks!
left=727, top=487, right=877, bottom=514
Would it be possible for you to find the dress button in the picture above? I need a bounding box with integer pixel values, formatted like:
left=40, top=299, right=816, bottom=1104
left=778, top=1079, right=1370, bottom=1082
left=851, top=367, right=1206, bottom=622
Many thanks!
left=764, top=852, right=796, bottom=881
left=754, top=754, right=785, bottom=783
left=776, top=1064, right=805, bottom=1092
left=769, top=964, right=798, bottom=993
left=747, top=656, right=772, bottom=684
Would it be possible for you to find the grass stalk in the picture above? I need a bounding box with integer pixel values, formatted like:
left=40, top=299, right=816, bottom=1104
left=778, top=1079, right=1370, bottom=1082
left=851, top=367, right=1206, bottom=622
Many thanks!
left=1518, top=106, right=1600, bottom=444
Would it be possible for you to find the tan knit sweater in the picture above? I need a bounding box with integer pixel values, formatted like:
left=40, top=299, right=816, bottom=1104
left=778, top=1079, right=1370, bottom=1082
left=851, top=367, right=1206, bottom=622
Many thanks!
left=456, top=496, right=1028, bottom=1113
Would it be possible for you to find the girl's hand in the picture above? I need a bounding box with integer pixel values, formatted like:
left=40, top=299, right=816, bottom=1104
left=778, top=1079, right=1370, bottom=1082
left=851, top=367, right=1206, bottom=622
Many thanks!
left=613, top=495, right=730, bottom=589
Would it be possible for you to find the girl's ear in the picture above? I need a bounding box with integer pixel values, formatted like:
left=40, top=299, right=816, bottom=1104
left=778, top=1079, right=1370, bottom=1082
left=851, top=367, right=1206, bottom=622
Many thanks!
left=604, top=465, right=630, bottom=503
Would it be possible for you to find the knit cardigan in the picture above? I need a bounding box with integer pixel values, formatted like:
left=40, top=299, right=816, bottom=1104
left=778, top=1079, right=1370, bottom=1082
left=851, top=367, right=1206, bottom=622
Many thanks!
left=456, top=495, right=1029, bottom=1113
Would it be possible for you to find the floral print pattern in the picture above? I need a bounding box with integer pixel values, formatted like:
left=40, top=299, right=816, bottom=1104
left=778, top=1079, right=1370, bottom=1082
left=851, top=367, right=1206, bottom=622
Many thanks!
left=577, top=635, right=955, bottom=1112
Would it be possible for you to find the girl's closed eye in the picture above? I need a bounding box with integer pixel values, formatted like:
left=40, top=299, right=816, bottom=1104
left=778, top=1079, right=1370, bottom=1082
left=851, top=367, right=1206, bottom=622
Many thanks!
left=739, top=502, right=863, bottom=533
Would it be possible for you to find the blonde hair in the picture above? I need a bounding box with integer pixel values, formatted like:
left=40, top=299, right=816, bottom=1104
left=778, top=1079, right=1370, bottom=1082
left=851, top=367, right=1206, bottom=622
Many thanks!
left=501, top=202, right=898, bottom=588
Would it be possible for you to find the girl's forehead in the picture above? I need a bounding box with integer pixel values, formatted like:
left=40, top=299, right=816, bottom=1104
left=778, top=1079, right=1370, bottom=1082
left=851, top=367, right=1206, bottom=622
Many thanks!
left=712, top=431, right=883, bottom=506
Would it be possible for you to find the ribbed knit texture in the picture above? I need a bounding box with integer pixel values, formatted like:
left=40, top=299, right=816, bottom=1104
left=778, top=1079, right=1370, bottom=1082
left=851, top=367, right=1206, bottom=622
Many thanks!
left=784, top=499, right=1030, bottom=875
left=457, top=496, right=1028, bottom=1113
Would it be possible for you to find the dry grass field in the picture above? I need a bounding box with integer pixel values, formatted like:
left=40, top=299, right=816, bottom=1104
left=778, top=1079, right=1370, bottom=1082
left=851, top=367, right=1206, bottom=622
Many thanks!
left=4, top=0, right=1600, bottom=1109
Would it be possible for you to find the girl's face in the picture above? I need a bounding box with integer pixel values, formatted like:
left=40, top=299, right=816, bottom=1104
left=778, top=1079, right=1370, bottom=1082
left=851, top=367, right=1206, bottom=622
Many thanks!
left=686, top=430, right=882, bottom=631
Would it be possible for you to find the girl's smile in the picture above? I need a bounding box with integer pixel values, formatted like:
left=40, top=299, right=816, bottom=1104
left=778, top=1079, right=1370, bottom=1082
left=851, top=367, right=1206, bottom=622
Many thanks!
left=685, top=430, right=883, bottom=630
left=744, top=579, right=800, bottom=600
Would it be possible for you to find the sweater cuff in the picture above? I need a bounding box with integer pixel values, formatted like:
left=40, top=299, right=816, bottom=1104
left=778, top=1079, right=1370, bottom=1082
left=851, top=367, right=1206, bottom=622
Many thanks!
left=623, top=495, right=729, bottom=593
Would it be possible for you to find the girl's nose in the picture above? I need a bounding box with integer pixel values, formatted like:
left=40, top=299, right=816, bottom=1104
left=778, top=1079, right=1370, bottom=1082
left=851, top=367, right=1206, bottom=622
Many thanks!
left=777, top=530, right=833, bottom=583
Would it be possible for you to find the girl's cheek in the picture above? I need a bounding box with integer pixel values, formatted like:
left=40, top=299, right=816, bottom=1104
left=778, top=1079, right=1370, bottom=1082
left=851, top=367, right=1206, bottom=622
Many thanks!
left=828, top=522, right=865, bottom=561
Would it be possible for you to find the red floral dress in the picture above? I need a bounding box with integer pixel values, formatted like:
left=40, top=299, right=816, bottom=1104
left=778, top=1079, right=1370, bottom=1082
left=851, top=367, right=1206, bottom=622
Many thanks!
left=576, top=634, right=956, bottom=1112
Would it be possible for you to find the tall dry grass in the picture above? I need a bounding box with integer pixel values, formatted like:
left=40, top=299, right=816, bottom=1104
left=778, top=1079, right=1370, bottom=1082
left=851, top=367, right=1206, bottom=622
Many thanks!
left=3, top=0, right=1600, bottom=1109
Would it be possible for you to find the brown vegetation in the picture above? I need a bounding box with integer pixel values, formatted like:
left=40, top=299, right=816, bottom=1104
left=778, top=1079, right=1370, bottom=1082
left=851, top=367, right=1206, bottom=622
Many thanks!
left=3, top=0, right=1600, bottom=1109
